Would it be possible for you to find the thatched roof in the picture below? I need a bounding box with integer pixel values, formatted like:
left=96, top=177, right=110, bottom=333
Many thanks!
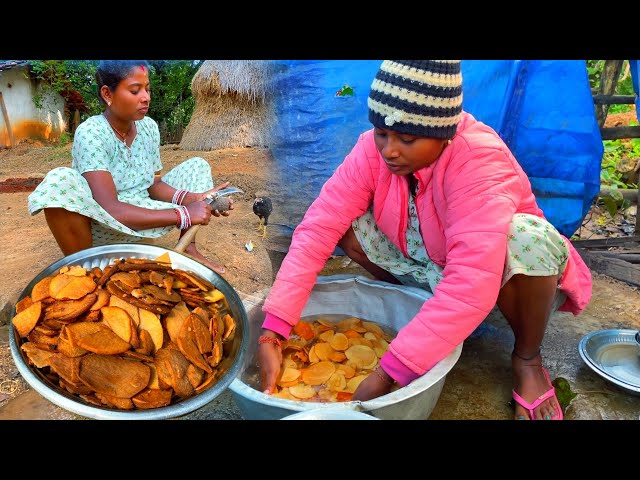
left=180, top=60, right=275, bottom=150
left=191, top=60, right=273, bottom=103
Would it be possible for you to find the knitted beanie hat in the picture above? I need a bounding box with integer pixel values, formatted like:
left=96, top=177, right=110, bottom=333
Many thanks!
left=368, top=60, right=463, bottom=139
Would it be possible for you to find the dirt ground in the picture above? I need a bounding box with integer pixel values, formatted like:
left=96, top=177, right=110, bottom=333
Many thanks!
left=2, top=113, right=640, bottom=419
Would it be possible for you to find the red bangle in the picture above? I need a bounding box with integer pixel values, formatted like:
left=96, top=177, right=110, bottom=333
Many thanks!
left=258, top=334, right=282, bottom=348
left=174, top=208, right=181, bottom=227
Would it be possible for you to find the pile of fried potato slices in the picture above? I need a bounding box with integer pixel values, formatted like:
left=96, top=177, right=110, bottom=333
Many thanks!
left=271, top=316, right=399, bottom=402
left=11, top=255, right=237, bottom=411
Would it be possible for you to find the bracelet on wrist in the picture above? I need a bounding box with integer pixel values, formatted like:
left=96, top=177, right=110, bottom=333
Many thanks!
left=374, top=367, right=395, bottom=385
left=258, top=334, right=282, bottom=348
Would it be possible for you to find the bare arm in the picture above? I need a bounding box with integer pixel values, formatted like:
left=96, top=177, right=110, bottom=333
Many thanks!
left=147, top=175, right=233, bottom=217
left=84, top=171, right=180, bottom=230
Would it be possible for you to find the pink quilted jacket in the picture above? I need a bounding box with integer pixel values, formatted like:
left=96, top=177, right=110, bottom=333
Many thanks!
left=263, top=112, right=592, bottom=386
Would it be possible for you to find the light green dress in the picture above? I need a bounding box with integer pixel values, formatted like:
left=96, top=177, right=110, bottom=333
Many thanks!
left=28, top=114, right=214, bottom=245
left=353, top=186, right=570, bottom=292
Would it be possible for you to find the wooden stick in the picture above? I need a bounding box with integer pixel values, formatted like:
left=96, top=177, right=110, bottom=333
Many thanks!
left=174, top=225, right=200, bottom=252
left=0, top=92, right=15, bottom=148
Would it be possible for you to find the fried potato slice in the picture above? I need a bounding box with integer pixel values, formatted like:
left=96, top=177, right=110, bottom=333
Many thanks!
left=326, top=372, right=347, bottom=392
left=135, top=328, right=154, bottom=355
left=202, top=289, right=224, bottom=303
left=101, top=306, right=133, bottom=343
left=209, top=338, right=223, bottom=368
left=79, top=354, right=150, bottom=398
left=141, top=284, right=181, bottom=303
left=190, top=313, right=212, bottom=354
left=52, top=275, right=97, bottom=300
left=154, top=252, right=172, bottom=264
left=222, top=313, right=236, bottom=342
left=132, top=388, right=172, bottom=409
left=44, top=293, right=97, bottom=322
left=177, top=316, right=212, bottom=374
left=12, top=301, right=42, bottom=337
left=76, top=325, right=131, bottom=355
left=49, top=353, right=83, bottom=384
left=108, top=295, right=140, bottom=326
left=21, top=342, right=54, bottom=368
left=110, top=272, right=142, bottom=289
left=95, top=392, right=135, bottom=410
left=139, top=308, right=164, bottom=353
left=293, top=321, right=314, bottom=340
left=15, top=296, right=34, bottom=314
left=165, top=301, right=190, bottom=343
left=187, top=363, right=205, bottom=388
left=31, top=276, right=53, bottom=302
left=90, top=288, right=111, bottom=311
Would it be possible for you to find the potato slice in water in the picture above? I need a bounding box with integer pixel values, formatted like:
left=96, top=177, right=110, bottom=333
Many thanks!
left=345, top=344, right=377, bottom=369
left=344, top=375, right=369, bottom=393
left=313, top=342, right=335, bottom=362
left=278, top=367, right=301, bottom=385
left=329, top=332, right=349, bottom=351
left=289, top=384, right=316, bottom=400
left=301, top=361, right=336, bottom=386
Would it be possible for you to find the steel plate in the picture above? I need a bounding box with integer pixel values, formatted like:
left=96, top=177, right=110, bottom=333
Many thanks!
left=578, top=329, right=640, bottom=395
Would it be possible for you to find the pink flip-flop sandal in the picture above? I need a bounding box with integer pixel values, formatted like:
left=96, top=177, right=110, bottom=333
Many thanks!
left=512, top=367, right=563, bottom=420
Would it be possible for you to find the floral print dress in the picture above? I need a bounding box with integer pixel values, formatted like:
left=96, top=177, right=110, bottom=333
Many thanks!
left=353, top=184, right=569, bottom=293
left=28, top=114, right=214, bottom=245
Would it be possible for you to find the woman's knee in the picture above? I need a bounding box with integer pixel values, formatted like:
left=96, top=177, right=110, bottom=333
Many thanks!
left=338, top=227, right=366, bottom=260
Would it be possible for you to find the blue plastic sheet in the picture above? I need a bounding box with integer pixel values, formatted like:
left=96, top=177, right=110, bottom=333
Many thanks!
left=270, top=60, right=604, bottom=236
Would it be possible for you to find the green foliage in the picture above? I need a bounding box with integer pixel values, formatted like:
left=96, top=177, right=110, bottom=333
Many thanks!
left=147, top=61, right=203, bottom=143
left=28, top=60, right=100, bottom=120
left=27, top=60, right=202, bottom=144
left=552, top=377, right=577, bottom=414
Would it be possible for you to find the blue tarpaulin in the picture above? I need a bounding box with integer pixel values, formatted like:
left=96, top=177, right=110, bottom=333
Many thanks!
left=270, top=60, right=604, bottom=237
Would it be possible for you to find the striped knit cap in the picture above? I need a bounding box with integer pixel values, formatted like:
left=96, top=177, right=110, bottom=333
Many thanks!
left=368, top=60, right=463, bottom=139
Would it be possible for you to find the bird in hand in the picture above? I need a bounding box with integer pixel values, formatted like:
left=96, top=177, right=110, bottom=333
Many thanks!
left=253, top=196, right=273, bottom=239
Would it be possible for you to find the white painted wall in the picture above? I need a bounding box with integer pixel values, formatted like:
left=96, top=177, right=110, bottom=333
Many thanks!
left=0, top=66, right=67, bottom=144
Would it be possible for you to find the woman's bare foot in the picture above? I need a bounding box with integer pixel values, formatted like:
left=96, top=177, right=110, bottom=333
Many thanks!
left=511, top=352, right=561, bottom=420
left=184, top=242, right=226, bottom=274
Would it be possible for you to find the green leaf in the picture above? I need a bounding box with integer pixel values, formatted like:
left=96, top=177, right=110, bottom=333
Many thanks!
left=602, top=196, right=619, bottom=217
left=335, top=85, right=354, bottom=97
left=552, top=377, right=577, bottom=413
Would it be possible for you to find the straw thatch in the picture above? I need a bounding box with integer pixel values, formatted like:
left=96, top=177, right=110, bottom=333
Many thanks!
left=180, top=60, right=275, bottom=150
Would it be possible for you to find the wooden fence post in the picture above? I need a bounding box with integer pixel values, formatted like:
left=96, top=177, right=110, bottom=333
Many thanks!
left=0, top=92, right=15, bottom=148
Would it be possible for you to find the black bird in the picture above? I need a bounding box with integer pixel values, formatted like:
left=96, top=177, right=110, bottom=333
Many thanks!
left=253, top=196, right=273, bottom=238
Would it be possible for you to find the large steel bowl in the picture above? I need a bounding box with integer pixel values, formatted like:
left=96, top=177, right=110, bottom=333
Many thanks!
left=9, top=244, right=249, bottom=420
left=230, top=275, right=463, bottom=420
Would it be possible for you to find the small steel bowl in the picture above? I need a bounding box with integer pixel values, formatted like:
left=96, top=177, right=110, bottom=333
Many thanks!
left=9, top=244, right=249, bottom=419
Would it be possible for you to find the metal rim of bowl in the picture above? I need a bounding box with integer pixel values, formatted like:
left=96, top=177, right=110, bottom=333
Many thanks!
left=9, top=243, right=250, bottom=420
left=578, top=329, right=640, bottom=394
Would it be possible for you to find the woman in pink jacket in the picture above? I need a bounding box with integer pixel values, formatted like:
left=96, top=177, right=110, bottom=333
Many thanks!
left=258, top=60, right=592, bottom=420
